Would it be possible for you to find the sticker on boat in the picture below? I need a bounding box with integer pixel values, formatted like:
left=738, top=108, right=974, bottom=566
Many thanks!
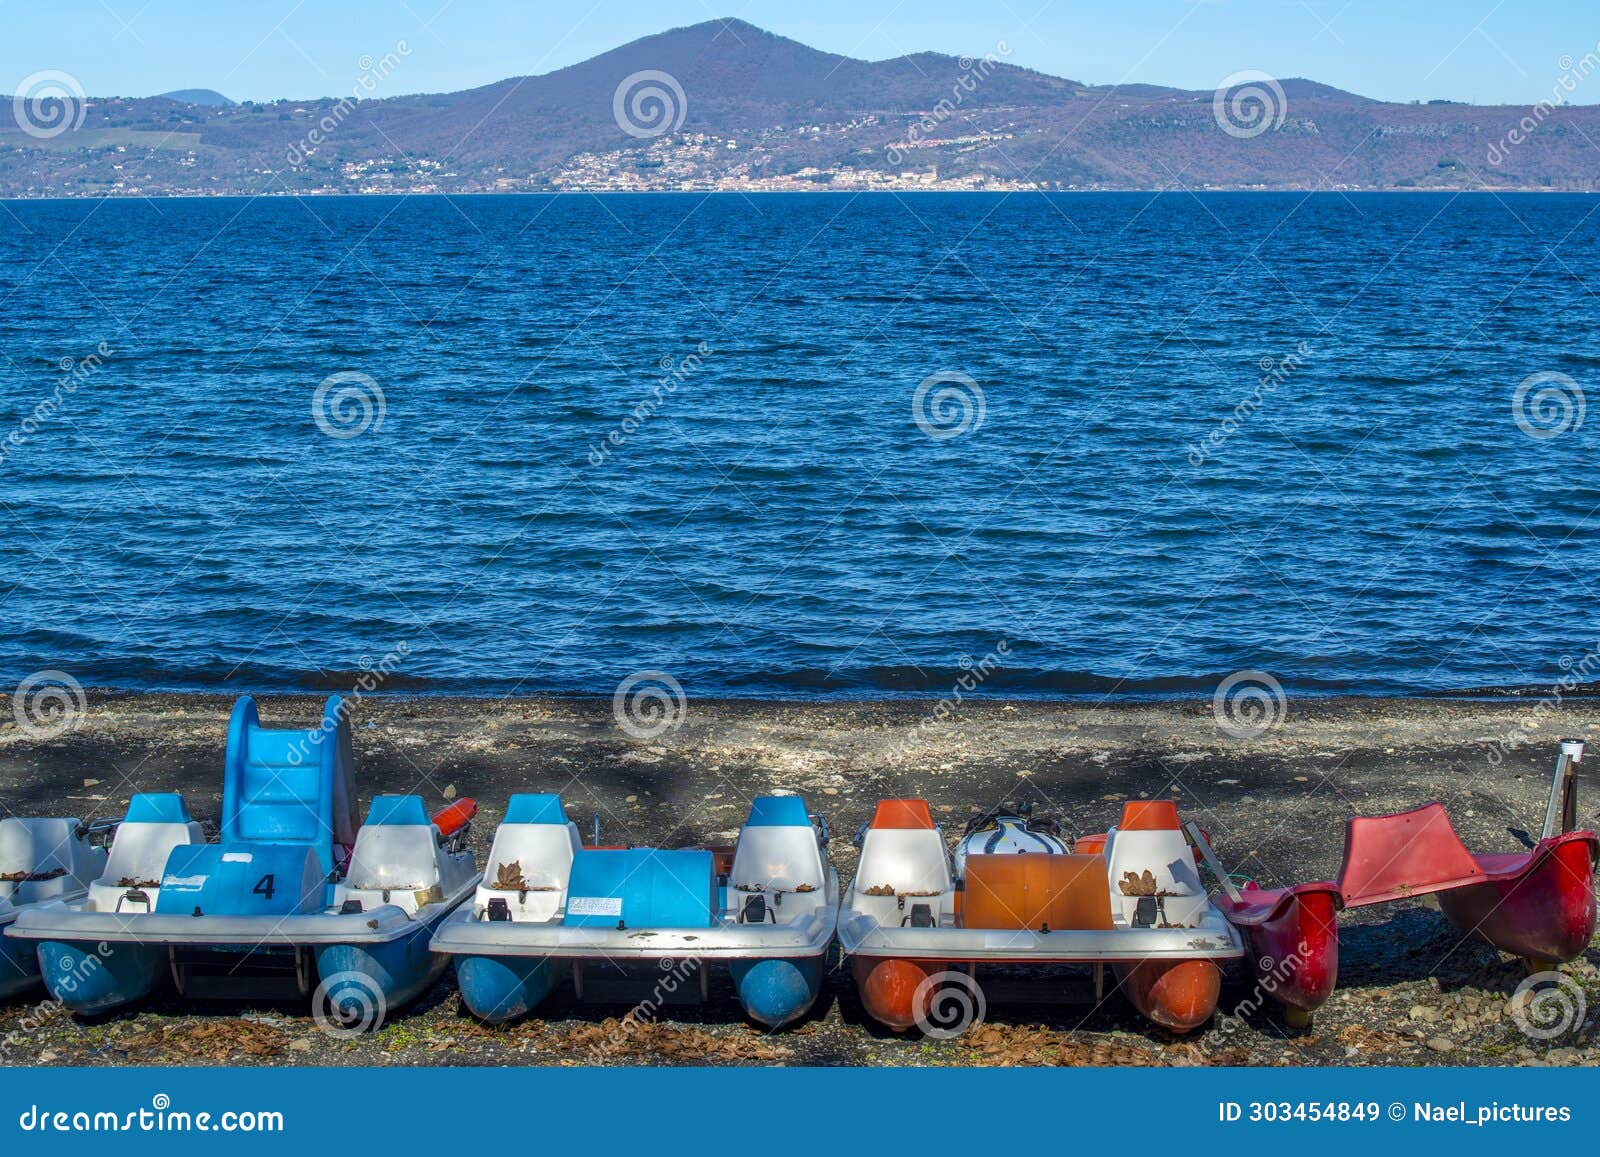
left=567, top=896, right=623, bottom=917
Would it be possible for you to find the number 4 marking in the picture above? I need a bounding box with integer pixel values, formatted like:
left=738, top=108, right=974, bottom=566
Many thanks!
left=253, top=873, right=277, bottom=901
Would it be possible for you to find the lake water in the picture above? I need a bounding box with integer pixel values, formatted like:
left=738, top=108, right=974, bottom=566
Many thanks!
left=2, top=191, right=1598, bottom=698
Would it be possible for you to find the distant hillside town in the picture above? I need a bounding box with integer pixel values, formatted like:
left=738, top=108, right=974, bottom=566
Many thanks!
left=3, top=20, right=1597, bottom=197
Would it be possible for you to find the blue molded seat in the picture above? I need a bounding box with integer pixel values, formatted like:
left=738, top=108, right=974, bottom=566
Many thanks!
left=504, top=794, right=569, bottom=826
left=221, top=695, right=357, bottom=877
left=126, top=793, right=192, bottom=825
left=745, top=795, right=810, bottom=827
left=364, top=795, right=430, bottom=827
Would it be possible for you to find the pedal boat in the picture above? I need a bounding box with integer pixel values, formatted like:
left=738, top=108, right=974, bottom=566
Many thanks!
left=1212, top=739, right=1598, bottom=1027
left=839, top=799, right=1246, bottom=1034
left=432, top=794, right=838, bottom=1028
left=0, top=817, right=108, bottom=1000
left=8, top=695, right=480, bottom=1024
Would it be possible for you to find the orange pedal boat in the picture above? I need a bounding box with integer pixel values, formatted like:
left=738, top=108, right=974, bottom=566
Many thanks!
left=838, top=798, right=1245, bottom=1034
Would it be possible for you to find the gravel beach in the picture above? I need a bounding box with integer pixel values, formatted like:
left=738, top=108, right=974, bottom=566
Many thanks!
left=2, top=692, right=1597, bottom=1068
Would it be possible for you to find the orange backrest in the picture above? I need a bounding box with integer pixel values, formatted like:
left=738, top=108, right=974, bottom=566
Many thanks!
left=1119, top=800, right=1182, bottom=831
left=871, top=799, right=935, bottom=830
left=962, top=853, right=1113, bottom=931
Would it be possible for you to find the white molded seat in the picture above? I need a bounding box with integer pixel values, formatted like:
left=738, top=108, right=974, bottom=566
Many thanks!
left=0, top=818, right=103, bottom=906
left=335, top=795, right=476, bottom=917
left=476, top=822, right=582, bottom=922
left=88, top=795, right=204, bottom=914
left=1101, top=827, right=1208, bottom=926
left=730, top=826, right=825, bottom=894
left=856, top=829, right=952, bottom=897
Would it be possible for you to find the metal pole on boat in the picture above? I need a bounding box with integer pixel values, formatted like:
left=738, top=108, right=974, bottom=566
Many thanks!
left=1540, top=739, right=1584, bottom=840
left=1184, top=822, right=1243, bottom=903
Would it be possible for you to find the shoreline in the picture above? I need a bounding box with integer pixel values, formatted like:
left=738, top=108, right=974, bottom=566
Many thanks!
left=19, top=683, right=1600, bottom=704
left=3, top=693, right=1597, bottom=1067
left=3, top=188, right=1597, bottom=204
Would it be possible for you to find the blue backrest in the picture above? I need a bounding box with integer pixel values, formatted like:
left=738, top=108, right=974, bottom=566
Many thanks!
left=364, top=795, right=430, bottom=827
left=744, top=795, right=811, bottom=827
left=504, top=794, right=569, bottom=826
left=126, top=793, right=192, bottom=825
left=221, top=695, right=357, bottom=878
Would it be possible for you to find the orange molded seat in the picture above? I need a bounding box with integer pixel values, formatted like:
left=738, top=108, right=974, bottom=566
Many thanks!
left=962, top=853, right=1113, bottom=931
left=871, top=799, right=935, bottom=830
left=1337, top=803, right=1484, bottom=908
left=1120, top=800, right=1182, bottom=831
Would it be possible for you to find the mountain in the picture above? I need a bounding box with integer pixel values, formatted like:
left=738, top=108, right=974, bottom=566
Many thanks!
left=158, top=89, right=235, bottom=107
left=0, top=18, right=1594, bottom=196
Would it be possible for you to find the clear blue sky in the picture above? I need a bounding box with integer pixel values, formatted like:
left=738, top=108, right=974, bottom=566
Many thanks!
left=3, top=0, right=1595, bottom=106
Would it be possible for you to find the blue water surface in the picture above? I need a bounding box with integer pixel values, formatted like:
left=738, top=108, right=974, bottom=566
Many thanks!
left=1, top=191, right=1597, bottom=697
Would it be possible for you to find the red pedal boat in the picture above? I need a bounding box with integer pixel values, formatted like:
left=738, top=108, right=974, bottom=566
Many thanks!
left=1211, top=739, right=1597, bottom=1026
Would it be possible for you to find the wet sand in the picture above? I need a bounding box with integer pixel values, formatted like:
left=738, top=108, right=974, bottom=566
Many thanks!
left=2, top=692, right=1597, bottom=1068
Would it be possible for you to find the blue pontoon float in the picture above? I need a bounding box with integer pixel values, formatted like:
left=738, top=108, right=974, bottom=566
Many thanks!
left=431, top=794, right=837, bottom=1027
left=7, top=695, right=479, bottom=1026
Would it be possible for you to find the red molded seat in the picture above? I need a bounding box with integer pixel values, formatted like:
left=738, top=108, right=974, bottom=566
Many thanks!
left=1336, top=803, right=1485, bottom=908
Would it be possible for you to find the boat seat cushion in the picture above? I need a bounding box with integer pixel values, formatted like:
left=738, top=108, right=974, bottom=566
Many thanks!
left=485, top=823, right=582, bottom=892
left=855, top=828, right=952, bottom=897
left=100, top=800, right=204, bottom=888
left=345, top=824, right=441, bottom=892
left=730, top=826, right=824, bottom=893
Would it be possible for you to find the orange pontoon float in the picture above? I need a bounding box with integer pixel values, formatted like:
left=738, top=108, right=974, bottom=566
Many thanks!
left=838, top=798, right=1245, bottom=1034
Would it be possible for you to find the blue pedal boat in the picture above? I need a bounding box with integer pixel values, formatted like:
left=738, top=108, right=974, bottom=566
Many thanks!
left=8, top=695, right=480, bottom=1026
left=0, top=817, right=108, bottom=1000
left=432, top=794, right=838, bottom=1028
